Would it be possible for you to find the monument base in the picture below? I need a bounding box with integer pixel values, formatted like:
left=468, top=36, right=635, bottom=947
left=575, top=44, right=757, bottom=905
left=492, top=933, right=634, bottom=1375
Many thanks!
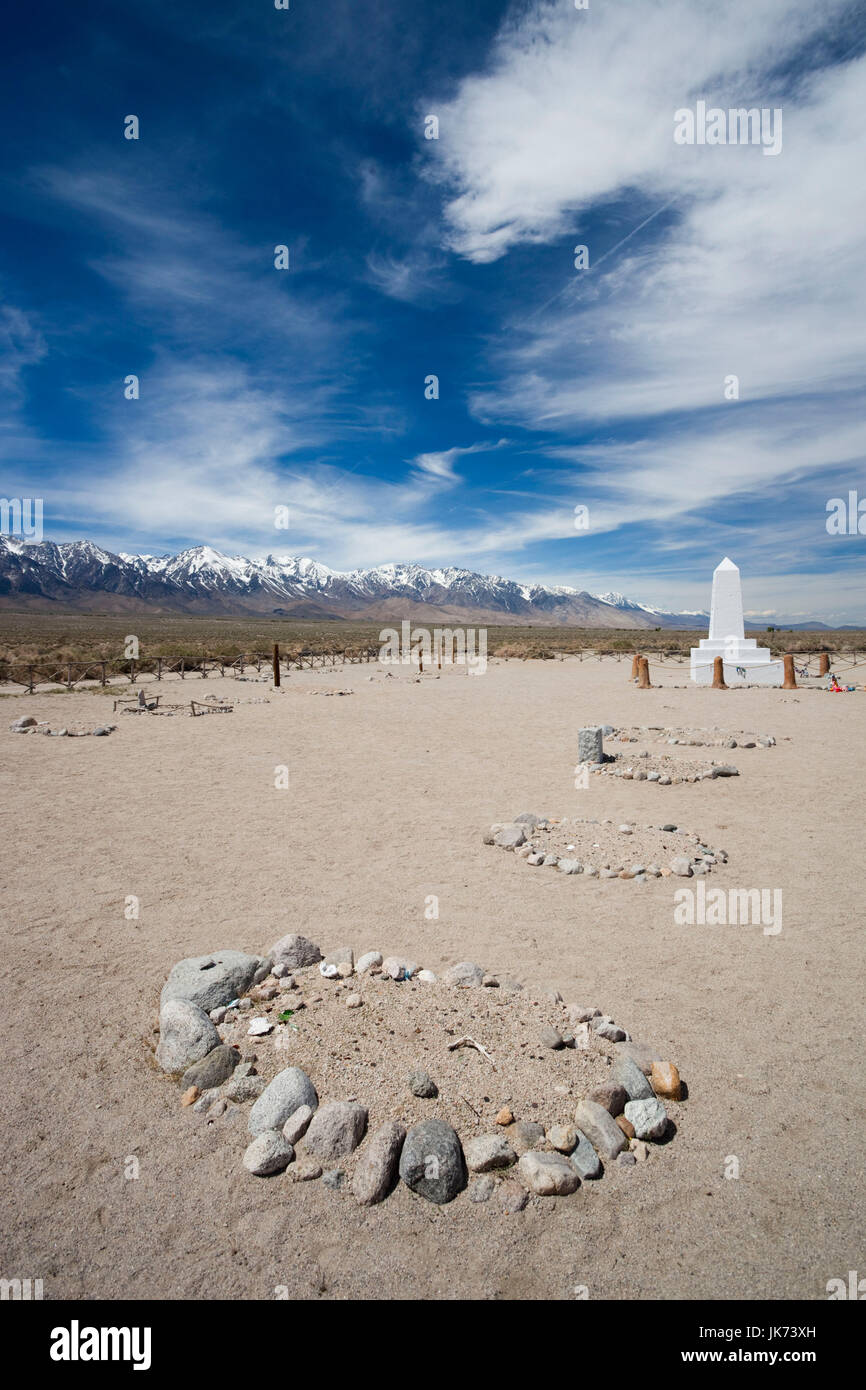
left=690, top=640, right=783, bottom=686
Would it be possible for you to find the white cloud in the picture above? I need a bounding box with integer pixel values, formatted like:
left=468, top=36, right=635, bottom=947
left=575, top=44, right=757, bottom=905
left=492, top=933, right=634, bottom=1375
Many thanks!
left=428, top=0, right=853, bottom=262
left=365, top=248, right=451, bottom=304
left=410, top=439, right=508, bottom=486
left=35, top=166, right=353, bottom=379
left=420, top=0, right=866, bottom=592
left=0, top=302, right=46, bottom=423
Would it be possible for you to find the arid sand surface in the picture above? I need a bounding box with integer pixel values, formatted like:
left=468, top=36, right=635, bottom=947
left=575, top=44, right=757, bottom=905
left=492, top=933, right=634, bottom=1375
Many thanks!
left=1, top=657, right=863, bottom=1301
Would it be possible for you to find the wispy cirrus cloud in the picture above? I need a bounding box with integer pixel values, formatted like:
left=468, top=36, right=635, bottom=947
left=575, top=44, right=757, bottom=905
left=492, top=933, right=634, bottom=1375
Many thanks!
left=413, top=0, right=866, bottom=618
left=409, top=438, right=508, bottom=486
left=426, top=0, right=858, bottom=263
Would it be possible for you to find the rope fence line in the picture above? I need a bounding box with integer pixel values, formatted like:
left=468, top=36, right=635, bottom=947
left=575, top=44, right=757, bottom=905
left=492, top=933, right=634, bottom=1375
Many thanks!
left=0, top=647, right=382, bottom=694
left=3, top=645, right=865, bottom=692
left=628, top=649, right=866, bottom=684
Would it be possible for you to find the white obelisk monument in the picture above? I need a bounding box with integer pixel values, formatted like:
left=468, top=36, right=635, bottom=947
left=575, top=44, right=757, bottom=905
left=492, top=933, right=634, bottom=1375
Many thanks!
left=690, top=558, right=783, bottom=685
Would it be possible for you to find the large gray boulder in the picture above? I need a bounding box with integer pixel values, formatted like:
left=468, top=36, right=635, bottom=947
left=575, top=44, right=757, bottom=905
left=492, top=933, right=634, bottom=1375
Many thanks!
left=493, top=825, right=526, bottom=850
left=248, top=1067, right=318, bottom=1136
left=226, top=1072, right=266, bottom=1103
left=463, top=1134, right=517, bottom=1172
left=587, top=1081, right=627, bottom=1116
left=557, top=859, right=582, bottom=875
left=269, top=934, right=323, bottom=971
left=303, top=1101, right=367, bottom=1162
left=444, top=961, right=485, bottom=989
left=624, top=1097, right=669, bottom=1141
left=160, top=950, right=262, bottom=1013
left=669, top=857, right=693, bottom=878
left=574, top=1099, right=628, bottom=1160
left=156, top=999, right=221, bottom=1073
left=518, top=1151, right=581, bottom=1196
left=242, top=1130, right=294, bottom=1176
left=618, top=1040, right=663, bottom=1076
left=399, top=1119, right=467, bottom=1204
left=352, top=1122, right=406, bottom=1206
left=613, top=1054, right=655, bottom=1101
left=570, top=1129, right=602, bottom=1180
left=181, top=1044, right=241, bottom=1091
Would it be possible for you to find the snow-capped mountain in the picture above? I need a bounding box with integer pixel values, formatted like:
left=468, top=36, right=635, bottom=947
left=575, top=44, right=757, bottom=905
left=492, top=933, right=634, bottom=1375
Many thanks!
left=0, top=537, right=655, bottom=624
left=588, top=589, right=836, bottom=631
left=592, top=590, right=710, bottom=628
left=0, top=537, right=834, bottom=627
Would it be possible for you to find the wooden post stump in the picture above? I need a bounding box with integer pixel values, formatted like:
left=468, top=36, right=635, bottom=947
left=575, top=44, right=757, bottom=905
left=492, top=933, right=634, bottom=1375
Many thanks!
left=273, top=643, right=281, bottom=688
left=630, top=653, right=641, bottom=681
left=712, top=655, right=727, bottom=689
left=782, top=654, right=797, bottom=689
left=818, top=652, right=830, bottom=676
left=637, top=657, right=651, bottom=688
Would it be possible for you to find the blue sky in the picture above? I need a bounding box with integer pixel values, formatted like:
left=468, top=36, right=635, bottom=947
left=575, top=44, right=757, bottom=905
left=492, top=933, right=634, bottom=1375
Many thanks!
left=1, top=0, right=865, bottom=619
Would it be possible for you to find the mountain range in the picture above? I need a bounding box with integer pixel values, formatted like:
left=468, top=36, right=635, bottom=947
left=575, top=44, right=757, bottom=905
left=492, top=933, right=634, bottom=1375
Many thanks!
left=0, top=537, right=837, bottom=629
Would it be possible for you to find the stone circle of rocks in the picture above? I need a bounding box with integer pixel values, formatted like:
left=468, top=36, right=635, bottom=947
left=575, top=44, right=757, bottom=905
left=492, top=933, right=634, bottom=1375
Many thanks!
left=610, top=725, right=776, bottom=750
left=595, top=754, right=740, bottom=784
left=154, top=938, right=686, bottom=1207
left=9, top=715, right=116, bottom=737
left=577, top=724, right=742, bottom=784
left=485, top=813, right=728, bottom=880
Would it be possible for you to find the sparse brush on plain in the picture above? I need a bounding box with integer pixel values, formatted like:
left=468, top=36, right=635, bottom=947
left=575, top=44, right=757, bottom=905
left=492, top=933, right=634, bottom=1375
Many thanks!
left=0, top=613, right=860, bottom=673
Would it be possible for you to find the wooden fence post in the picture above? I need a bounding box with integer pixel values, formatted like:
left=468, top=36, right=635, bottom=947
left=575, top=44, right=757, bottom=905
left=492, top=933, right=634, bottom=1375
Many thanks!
left=637, top=657, right=651, bottom=688
left=782, top=654, right=797, bottom=689
left=630, top=653, right=641, bottom=680
left=273, top=644, right=281, bottom=687
left=712, top=656, right=727, bottom=689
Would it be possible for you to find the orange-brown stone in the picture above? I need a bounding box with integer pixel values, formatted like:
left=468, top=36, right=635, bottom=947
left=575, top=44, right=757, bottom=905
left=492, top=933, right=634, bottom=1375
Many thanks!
left=651, top=1061, right=682, bottom=1101
left=181, top=1085, right=200, bottom=1107
left=616, top=1114, right=636, bottom=1140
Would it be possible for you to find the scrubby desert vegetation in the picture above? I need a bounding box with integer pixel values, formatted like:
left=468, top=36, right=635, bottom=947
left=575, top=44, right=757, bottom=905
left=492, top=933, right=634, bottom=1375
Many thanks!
left=0, top=611, right=861, bottom=675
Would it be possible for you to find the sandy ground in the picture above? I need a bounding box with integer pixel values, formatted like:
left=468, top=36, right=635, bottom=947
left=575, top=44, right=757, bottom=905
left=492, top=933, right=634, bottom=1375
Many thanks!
left=1, top=655, right=863, bottom=1302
